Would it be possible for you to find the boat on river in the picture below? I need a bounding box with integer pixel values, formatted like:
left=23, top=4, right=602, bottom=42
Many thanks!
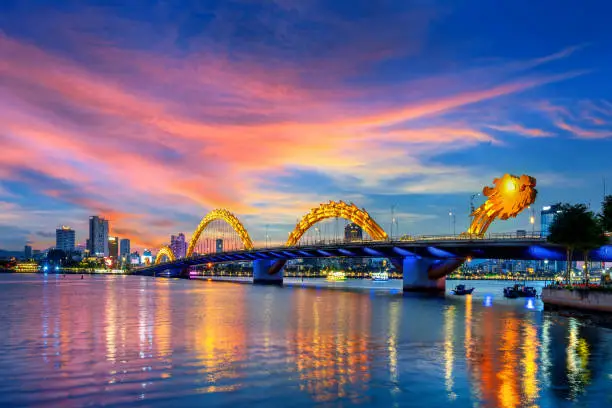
left=326, top=271, right=347, bottom=281
left=371, top=271, right=389, bottom=281
left=503, top=283, right=537, bottom=298
left=451, top=284, right=474, bottom=295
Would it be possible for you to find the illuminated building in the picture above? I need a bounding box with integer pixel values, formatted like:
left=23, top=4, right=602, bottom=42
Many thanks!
left=24, top=245, right=32, bottom=260
left=541, top=204, right=562, bottom=237
left=88, top=216, right=109, bottom=257
left=215, top=238, right=223, bottom=253
left=141, top=249, right=153, bottom=265
left=130, top=251, right=141, bottom=265
left=344, top=223, right=363, bottom=242
left=170, top=233, right=187, bottom=259
left=119, top=238, right=130, bottom=259
left=108, top=236, right=119, bottom=259
left=56, top=226, right=75, bottom=253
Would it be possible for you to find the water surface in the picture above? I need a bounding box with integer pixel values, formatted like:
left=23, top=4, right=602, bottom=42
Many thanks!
left=0, top=274, right=610, bottom=407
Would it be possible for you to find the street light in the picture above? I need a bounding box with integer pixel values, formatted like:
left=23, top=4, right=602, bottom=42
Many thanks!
left=529, top=206, right=535, bottom=236
left=448, top=210, right=456, bottom=236
left=470, top=193, right=481, bottom=228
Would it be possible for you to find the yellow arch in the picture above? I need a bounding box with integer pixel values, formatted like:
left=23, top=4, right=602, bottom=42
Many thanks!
left=286, top=200, right=388, bottom=246
left=187, top=209, right=254, bottom=257
left=154, top=246, right=176, bottom=264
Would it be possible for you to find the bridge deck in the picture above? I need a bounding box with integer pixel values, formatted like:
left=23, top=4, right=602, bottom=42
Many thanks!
left=137, top=237, right=612, bottom=274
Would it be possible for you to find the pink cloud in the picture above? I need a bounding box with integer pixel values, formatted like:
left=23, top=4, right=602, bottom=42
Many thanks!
left=555, top=120, right=612, bottom=139
left=0, top=31, right=587, bottom=249
left=486, top=124, right=554, bottom=137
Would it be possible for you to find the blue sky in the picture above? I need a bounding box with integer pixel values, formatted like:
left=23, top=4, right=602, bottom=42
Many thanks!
left=0, top=0, right=611, bottom=250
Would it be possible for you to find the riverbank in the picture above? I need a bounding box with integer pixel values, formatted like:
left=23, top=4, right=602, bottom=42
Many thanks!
left=448, top=276, right=551, bottom=281
left=542, top=287, right=612, bottom=313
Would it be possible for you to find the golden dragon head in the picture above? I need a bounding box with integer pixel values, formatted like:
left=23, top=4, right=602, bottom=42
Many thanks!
left=482, top=174, right=537, bottom=220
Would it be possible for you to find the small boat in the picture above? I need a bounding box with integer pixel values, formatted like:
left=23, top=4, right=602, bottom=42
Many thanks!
left=504, top=284, right=537, bottom=298
left=452, top=284, right=474, bottom=295
left=371, top=271, right=389, bottom=281
left=503, top=286, right=520, bottom=298
left=326, top=271, right=347, bottom=282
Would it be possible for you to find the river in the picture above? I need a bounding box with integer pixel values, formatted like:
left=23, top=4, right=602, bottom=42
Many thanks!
left=0, top=274, right=610, bottom=407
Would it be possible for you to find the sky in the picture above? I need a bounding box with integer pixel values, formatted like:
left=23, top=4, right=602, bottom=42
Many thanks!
left=1, top=0, right=612, bottom=251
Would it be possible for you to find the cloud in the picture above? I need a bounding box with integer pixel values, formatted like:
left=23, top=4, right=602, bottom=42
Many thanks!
left=0, top=4, right=592, bottom=249
left=555, top=120, right=612, bottom=139
left=36, top=231, right=55, bottom=238
left=486, top=124, right=554, bottom=137
left=534, top=99, right=612, bottom=139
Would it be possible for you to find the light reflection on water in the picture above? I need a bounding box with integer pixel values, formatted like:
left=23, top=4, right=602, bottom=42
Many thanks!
left=0, top=274, right=610, bottom=407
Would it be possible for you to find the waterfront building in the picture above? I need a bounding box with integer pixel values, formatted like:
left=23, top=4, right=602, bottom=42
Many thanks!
left=170, top=233, right=187, bottom=258
left=541, top=204, right=562, bottom=237
left=24, top=245, right=32, bottom=260
left=141, top=249, right=153, bottom=265
left=88, top=216, right=109, bottom=257
left=119, top=239, right=130, bottom=260
left=129, top=251, right=141, bottom=265
left=216, top=239, right=223, bottom=253
left=344, top=223, right=363, bottom=242
left=56, top=226, right=76, bottom=253
left=108, top=237, right=119, bottom=260
left=32, top=249, right=42, bottom=260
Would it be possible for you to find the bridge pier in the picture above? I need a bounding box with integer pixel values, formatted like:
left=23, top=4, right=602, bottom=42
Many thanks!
left=402, top=257, right=447, bottom=294
left=253, top=259, right=283, bottom=286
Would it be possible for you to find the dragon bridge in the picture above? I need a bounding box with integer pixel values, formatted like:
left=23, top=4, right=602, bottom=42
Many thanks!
left=467, top=174, right=537, bottom=236
left=187, top=209, right=254, bottom=257
left=154, top=246, right=176, bottom=264
left=286, top=200, right=388, bottom=246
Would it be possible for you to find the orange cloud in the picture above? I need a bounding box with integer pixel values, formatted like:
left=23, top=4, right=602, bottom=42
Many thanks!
left=486, top=124, right=554, bottom=137
left=0, top=32, right=586, bottom=249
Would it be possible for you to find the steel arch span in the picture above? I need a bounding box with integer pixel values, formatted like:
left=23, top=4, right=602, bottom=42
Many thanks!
left=286, top=200, right=388, bottom=246
left=187, top=209, right=254, bottom=257
left=154, top=246, right=176, bottom=264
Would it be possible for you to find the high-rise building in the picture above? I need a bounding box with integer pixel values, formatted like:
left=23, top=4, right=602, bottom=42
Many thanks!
left=344, top=223, right=363, bottom=242
left=56, top=226, right=76, bottom=253
left=88, top=216, right=109, bottom=257
left=108, top=236, right=119, bottom=259
left=24, top=245, right=32, bottom=260
left=541, top=204, right=562, bottom=237
left=120, top=239, right=131, bottom=259
left=170, top=233, right=187, bottom=258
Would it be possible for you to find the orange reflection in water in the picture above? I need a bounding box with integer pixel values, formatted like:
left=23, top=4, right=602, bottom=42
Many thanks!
left=463, top=308, right=541, bottom=408
left=289, top=289, right=371, bottom=403
left=189, top=283, right=247, bottom=393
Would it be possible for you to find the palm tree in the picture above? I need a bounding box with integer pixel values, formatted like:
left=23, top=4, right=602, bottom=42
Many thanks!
left=600, top=195, right=612, bottom=235
left=548, top=204, right=606, bottom=284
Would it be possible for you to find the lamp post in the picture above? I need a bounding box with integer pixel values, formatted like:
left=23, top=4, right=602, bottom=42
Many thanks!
left=469, top=193, right=481, bottom=233
left=449, top=210, right=456, bottom=236
left=529, top=206, right=535, bottom=236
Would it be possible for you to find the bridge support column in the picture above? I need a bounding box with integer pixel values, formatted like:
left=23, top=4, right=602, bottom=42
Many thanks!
left=253, top=259, right=283, bottom=286
left=402, top=257, right=446, bottom=294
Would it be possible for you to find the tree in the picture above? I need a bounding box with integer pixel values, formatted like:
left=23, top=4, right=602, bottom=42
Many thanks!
left=600, top=195, right=612, bottom=233
left=548, top=203, right=606, bottom=284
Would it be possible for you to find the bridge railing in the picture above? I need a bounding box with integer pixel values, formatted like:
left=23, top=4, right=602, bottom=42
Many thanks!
left=140, top=231, right=545, bottom=267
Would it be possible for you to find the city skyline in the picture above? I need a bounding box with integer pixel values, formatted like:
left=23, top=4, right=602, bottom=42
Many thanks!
left=1, top=1, right=612, bottom=251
